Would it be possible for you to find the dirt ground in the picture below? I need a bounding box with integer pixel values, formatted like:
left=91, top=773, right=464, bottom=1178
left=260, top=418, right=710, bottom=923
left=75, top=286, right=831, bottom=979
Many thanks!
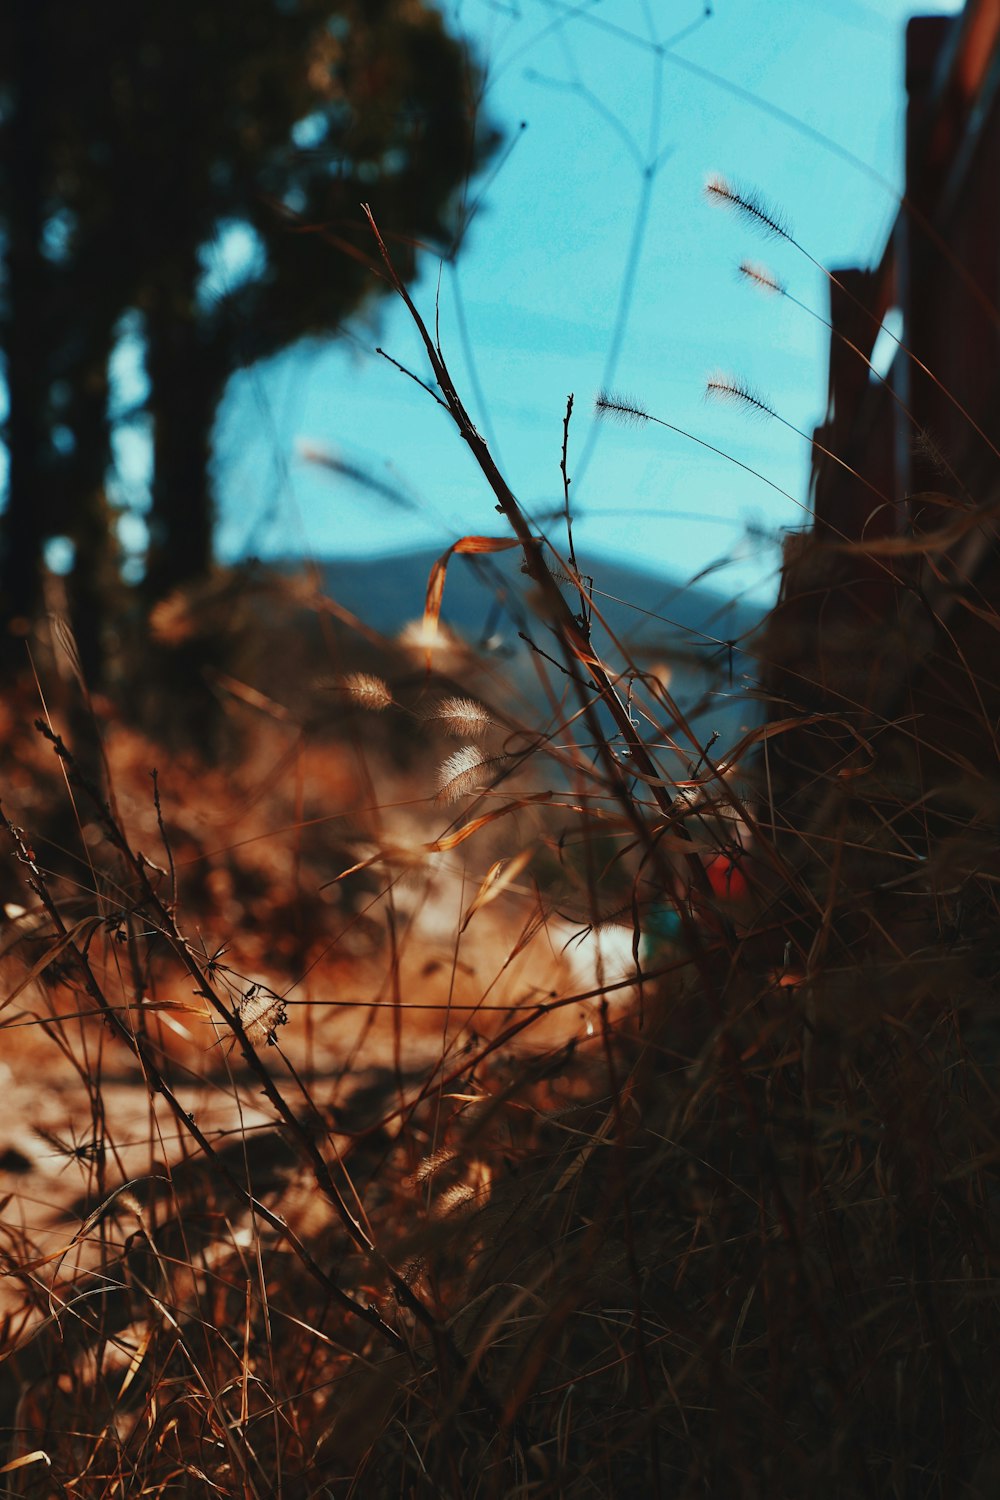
left=0, top=697, right=641, bottom=1333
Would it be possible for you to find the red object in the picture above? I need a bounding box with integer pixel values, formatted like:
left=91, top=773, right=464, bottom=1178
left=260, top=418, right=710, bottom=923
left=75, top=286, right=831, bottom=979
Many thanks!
left=706, top=853, right=749, bottom=901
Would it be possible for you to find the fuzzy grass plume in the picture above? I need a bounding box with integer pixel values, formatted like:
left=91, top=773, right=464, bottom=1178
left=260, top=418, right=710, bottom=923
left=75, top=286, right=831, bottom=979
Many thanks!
left=738, top=258, right=786, bottom=296
left=435, top=743, right=505, bottom=802
left=594, top=390, right=652, bottom=426
left=704, top=171, right=792, bottom=240
left=339, top=670, right=393, bottom=711
left=423, top=695, right=494, bottom=738
left=705, top=371, right=777, bottom=419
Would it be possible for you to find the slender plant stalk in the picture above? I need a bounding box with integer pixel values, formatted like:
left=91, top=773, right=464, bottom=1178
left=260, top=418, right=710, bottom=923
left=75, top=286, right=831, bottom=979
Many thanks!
left=362, top=205, right=718, bottom=917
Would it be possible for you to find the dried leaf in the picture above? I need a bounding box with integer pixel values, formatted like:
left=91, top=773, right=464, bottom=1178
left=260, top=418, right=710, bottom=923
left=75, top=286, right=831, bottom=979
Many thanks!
left=0, top=1451, right=51, bottom=1476
left=432, top=791, right=553, bottom=851
left=422, top=536, right=520, bottom=665
left=461, top=848, right=534, bottom=931
left=239, top=985, right=288, bottom=1047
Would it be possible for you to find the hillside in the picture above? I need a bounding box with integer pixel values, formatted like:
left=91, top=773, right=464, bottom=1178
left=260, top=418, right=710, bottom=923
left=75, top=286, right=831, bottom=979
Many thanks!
left=313, top=545, right=767, bottom=748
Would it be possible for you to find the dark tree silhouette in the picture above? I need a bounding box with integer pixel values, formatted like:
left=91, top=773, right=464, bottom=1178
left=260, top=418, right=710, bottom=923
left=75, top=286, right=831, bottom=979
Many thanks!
left=0, top=0, right=497, bottom=677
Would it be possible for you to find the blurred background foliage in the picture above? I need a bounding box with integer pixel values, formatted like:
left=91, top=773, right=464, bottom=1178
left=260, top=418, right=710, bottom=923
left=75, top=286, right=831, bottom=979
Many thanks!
left=0, top=0, right=497, bottom=681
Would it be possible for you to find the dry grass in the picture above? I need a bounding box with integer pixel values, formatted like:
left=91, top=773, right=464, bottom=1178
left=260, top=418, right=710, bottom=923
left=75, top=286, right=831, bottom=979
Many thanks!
left=1, top=222, right=999, bottom=1500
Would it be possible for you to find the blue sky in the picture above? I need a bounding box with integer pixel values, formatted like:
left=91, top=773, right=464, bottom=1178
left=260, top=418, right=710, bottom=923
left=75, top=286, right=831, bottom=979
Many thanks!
left=204, top=2, right=959, bottom=601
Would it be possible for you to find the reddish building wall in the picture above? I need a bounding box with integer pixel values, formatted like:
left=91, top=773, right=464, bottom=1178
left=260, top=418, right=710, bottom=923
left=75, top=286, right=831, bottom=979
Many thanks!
left=761, top=0, right=1000, bottom=819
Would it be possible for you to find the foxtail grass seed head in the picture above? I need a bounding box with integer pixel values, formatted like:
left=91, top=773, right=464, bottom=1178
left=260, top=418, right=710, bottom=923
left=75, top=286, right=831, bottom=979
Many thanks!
left=594, top=391, right=652, bottom=427
left=49, top=613, right=87, bottom=691
left=913, top=426, right=953, bottom=476
left=238, top=984, right=288, bottom=1047
left=704, top=173, right=791, bottom=241
left=433, top=1182, right=478, bottom=1218
left=340, top=672, right=393, bottom=711
left=739, top=259, right=786, bottom=296
left=436, top=745, right=503, bottom=803
left=411, top=1144, right=459, bottom=1185
left=397, top=618, right=469, bottom=674
left=705, top=372, right=776, bottom=420
left=426, top=696, right=494, bottom=739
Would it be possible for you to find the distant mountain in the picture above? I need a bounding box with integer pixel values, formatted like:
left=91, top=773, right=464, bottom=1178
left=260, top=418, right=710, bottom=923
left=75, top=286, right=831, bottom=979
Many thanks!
left=316, top=546, right=756, bottom=644
left=310, top=546, right=768, bottom=750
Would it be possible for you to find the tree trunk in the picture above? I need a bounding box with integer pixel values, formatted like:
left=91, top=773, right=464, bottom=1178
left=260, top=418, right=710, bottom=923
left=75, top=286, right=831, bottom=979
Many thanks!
left=1, top=0, right=49, bottom=640
left=66, top=339, right=118, bottom=687
left=144, top=280, right=223, bottom=603
left=139, top=278, right=232, bottom=745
